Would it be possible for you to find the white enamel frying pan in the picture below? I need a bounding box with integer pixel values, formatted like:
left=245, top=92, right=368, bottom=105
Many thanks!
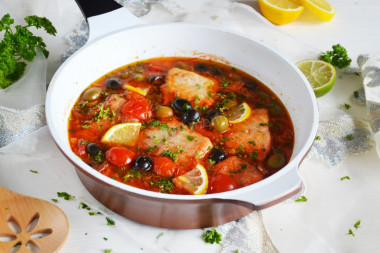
left=46, top=0, right=318, bottom=229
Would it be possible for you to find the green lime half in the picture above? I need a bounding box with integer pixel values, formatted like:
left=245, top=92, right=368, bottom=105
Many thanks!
left=296, top=59, right=336, bottom=97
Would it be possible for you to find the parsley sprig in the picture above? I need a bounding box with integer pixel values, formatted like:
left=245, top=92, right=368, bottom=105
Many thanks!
left=0, top=13, right=56, bottom=88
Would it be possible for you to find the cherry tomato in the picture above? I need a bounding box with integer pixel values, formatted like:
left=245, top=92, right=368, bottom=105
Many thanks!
left=153, top=156, right=177, bottom=177
left=106, top=146, right=135, bottom=167
left=122, top=91, right=152, bottom=121
left=208, top=174, right=238, bottom=194
left=76, top=139, right=88, bottom=159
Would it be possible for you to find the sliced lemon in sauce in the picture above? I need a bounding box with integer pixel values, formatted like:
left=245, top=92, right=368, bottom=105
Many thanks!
left=101, top=122, right=141, bottom=146
left=124, top=84, right=149, bottom=96
left=173, top=164, right=209, bottom=195
left=226, top=102, right=251, bottom=124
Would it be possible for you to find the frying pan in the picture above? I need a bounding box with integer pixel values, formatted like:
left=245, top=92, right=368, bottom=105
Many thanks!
left=46, top=0, right=318, bottom=229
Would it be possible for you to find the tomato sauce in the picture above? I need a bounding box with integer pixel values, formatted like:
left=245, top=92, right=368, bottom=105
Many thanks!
left=68, top=57, right=294, bottom=195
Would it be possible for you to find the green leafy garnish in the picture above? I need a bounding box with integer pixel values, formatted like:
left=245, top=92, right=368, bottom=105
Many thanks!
left=57, top=192, right=73, bottom=200
left=344, top=103, right=351, bottom=109
left=295, top=195, right=308, bottom=202
left=106, top=217, right=115, bottom=226
left=104, top=249, right=112, bottom=253
left=202, top=228, right=222, bottom=244
left=161, top=146, right=183, bottom=162
left=319, top=44, right=352, bottom=69
left=340, top=176, right=350, bottom=181
left=186, top=135, right=196, bottom=141
left=156, top=232, right=164, bottom=241
left=347, top=229, right=355, bottom=236
left=315, top=136, right=321, bottom=140
left=346, top=134, right=354, bottom=141
left=0, top=13, right=57, bottom=88
left=51, top=199, right=58, bottom=203
left=149, top=178, right=174, bottom=193
left=29, top=169, right=38, bottom=173
left=354, top=220, right=361, bottom=229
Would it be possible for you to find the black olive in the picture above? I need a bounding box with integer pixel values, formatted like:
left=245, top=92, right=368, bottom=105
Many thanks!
left=106, top=78, right=121, bottom=89
left=181, top=109, right=200, bottom=125
left=149, top=75, right=165, bottom=85
left=211, top=67, right=222, bottom=76
left=209, top=149, right=226, bottom=164
left=194, top=63, right=209, bottom=72
left=87, top=143, right=101, bottom=156
left=205, top=109, right=221, bottom=124
left=133, top=155, right=153, bottom=171
left=244, top=80, right=257, bottom=91
left=171, top=98, right=192, bottom=114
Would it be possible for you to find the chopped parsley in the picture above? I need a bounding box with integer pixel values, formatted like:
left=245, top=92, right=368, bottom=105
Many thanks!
left=344, top=103, right=351, bottom=109
left=51, top=199, right=58, bottom=203
left=194, top=95, right=200, bottom=104
left=161, top=146, right=183, bottom=162
left=208, top=159, right=216, bottom=165
left=347, top=229, right=355, bottom=236
left=81, top=125, right=91, bottom=129
left=156, top=232, right=164, bottom=241
left=106, top=217, right=115, bottom=226
left=248, top=140, right=256, bottom=146
left=220, top=137, right=229, bottom=142
left=123, top=169, right=142, bottom=182
left=340, top=176, right=350, bottom=181
left=57, top=192, right=73, bottom=200
left=315, top=136, right=321, bottom=140
left=259, top=122, right=271, bottom=127
left=220, top=78, right=230, bottom=87
left=103, top=237, right=108, bottom=241
left=235, top=145, right=244, bottom=153
left=89, top=211, right=102, bottom=216
left=194, top=105, right=209, bottom=111
left=354, top=90, right=359, bottom=98
left=319, top=44, right=352, bottom=69
left=77, top=101, right=88, bottom=108
left=346, top=134, right=355, bottom=141
left=104, top=249, right=113, bottom=253
left=354, top=220, right=361, bottom=230
left=295, top=195, right=308, bottom=202
left=196, top=83, right=201, bottom=89
left=202, top=228, right=222, bottom=244
left=150, top=178, right=174, bottom=193
left=29, top=169, right=38, bottom=173
left=79, top=201, right=91, bottom=210
left=249, top=151, right=258, bottom=161
left=93, top=104, right=115, bottom=123
left=186, top=135, right=196, bottom=141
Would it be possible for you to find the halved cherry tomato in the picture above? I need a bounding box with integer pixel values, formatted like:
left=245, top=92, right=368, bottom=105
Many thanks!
left=153, top=156, right=177, bottom=177
left=122, top=91, right=152, bottom=121
left=208, top=174, right=238, bottom=194
left=106, top=146, right=135, bottom=167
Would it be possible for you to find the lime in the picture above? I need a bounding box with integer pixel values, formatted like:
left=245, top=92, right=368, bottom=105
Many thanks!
left=101, top=122, right=141, bottom=146
left=258, top=0, right=304, bottom=25
left=300, top=0, right=335, bottom=22
left=173, top=164, right=208, bottom=195
left=296, top=59, right=336, bottom=97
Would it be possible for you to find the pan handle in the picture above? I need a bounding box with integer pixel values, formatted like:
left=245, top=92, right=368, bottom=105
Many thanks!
left=75, top=0, right=145, bottom=41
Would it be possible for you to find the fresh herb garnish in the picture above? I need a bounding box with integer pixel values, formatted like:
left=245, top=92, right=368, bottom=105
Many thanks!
left=202, top=228, right=222, bottom=244
left=315, top=136, right=321, bottom=140
left=259, top=122, right=271, bottom=127
left=156, top=232, right=164, bottom=241
left=106, top=217, right=115, bottom=226
left=29, top=169, right=38, bottom=173
left=319, top=44, right=352, bottom=69
left=249, top=151, right=258, bottom=161
left=150, top=178, right=174, bottom=193
left=79, top=201, right=91, bottom=210
left=57, top=192, right=73, bottom=200
left=248, top=140, right=256, bottom=146
left=354, top=220, right=361, bottom=230
left=220, top=78, right=230, bottom=87
left=81, top=125, right=91, bottom=129
left=347, top=229, right=355, bottom=236
left=104, top=249, right=112, bottom=253
left=220, top=137, right=229, bottom=142
left=161, top=146, right=183, bottom=162
left=295, top=195, right=308, bottom=202
left=340, top=176, right=350, bottom=181
left=186, top=135, right=196, bottom=141
left=346, top=134, right=354, bottom=141
left=344, top=103, right=351, bottom=109
left=0, top=14, right=57, bottom=88
left=208, top=159, right=216, bottom=165
left=51, top=199, right=58, bottom=203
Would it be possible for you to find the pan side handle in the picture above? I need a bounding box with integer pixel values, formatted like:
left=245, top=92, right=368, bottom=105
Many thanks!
left=75, top=0, right=145, bottom=42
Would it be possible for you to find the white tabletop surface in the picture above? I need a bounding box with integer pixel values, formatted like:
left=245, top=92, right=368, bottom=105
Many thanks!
left=1, top=0, right=380, bottom=252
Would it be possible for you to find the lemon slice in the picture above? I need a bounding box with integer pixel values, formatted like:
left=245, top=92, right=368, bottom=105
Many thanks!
left=296, top=59, right=336, bottom=97
left=173, top=164, right=208, bottom=195
left=258, top=0, right=304, bottom=25
left=101, top=122, right=141, bottom=146
left=124, top=84, right=149, bottom=96
left=225, top=102, right=251, bottom=124
left=300, top=0, right=335, bottom=21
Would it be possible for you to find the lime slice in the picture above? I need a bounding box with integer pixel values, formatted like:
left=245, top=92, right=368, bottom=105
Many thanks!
left=258, top=0, right=304, bottom=25
left=101, top=122, right=141, bottom=146
left=225, top=102, right=251, bottom=124
left=300, top=0, right=335, bottom=22
left=173, top=164, right=208, bottom=195
left=296, top=59, right=336, bottom=97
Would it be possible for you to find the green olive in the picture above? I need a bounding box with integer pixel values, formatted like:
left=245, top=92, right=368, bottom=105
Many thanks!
left=224, top=100, right=238, bottom=109
left=132, top=73, right=145, bottom=82
left=267, top=154, right=286, bottom=169
left=82, top=87, right=101, bottom=101
left=175, top=61, right=188, bottom=69
left=155, top=106, right=174, bottom=119
left=210, top=115, right=229, bottom=133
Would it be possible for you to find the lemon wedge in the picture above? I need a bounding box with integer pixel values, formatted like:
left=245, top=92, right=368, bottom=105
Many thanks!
left=226, top=102, right=251, bottom=124
left=258, top=0, right=304, bottom=25
left=296, top=59, right=336, bottom=97
left=300, top=0, right=335, bottom=21
left=124, top=84, right=149, bottom=96
left=173, top=164, right=209, bottom=195
left=101, top=122, right=141, bottom=146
